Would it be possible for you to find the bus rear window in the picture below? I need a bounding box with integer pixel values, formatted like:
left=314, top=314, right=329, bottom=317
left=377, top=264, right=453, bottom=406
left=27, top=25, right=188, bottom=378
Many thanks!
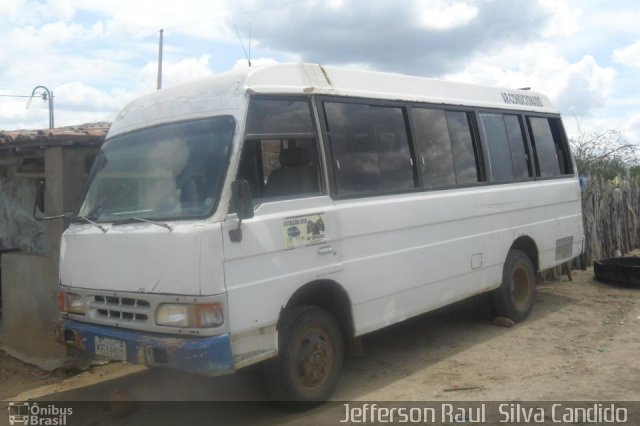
left=528, top=117, right=572, bottom=177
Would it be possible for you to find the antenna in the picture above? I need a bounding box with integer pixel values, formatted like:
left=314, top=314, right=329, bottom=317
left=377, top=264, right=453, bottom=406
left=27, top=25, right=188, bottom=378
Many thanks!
left=234, top=24, right=251, bottom=67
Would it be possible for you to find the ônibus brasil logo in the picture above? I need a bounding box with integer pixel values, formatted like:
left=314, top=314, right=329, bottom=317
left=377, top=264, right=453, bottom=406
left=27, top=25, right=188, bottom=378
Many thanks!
left=8, top=402, right=73, bottom=425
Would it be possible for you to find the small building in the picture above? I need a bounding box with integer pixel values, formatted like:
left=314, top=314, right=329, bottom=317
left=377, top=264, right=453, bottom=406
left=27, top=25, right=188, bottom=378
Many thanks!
left=0, top=123, right=108, bottom=369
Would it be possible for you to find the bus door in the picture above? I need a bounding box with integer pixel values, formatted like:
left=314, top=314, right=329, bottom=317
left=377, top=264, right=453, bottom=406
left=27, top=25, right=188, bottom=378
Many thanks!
left=221, top=96, right=343, bottom=345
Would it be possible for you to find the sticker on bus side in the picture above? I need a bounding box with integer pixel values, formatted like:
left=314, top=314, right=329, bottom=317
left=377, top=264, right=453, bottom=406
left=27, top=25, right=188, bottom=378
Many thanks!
left=283, top=214, right=327, bottom=249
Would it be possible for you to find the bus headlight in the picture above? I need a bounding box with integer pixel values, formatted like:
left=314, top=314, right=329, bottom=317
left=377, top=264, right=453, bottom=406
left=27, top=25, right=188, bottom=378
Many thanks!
left=155, top=304, right=189, bottom=327
left=155, top=303, right=223, bottom=328
left=65, top=293, right=86, bottom=315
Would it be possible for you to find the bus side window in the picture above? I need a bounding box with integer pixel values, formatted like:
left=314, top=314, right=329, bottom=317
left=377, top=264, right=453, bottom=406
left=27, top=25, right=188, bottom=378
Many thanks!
left=478, top=113, right=531, bottom=182
left=411, top=108, right=456, bottom=188
left=446, top=111, right=482, bottom=185
left=504, top=115, right=531, bottom=178
left=246, top=98, right=315, bottom=134
left=479, top=113, right=514, bottom=182
left=527, top=117, right=568, bottom=177
left=323, top=102, right=416, bottom=196
left=324, top=102, right=381, bottom=195
left=549, top=118, right=573, bottom=175
left=238, top=97, right=322, bottom=201
left=370, top=106, right=416, bottom=191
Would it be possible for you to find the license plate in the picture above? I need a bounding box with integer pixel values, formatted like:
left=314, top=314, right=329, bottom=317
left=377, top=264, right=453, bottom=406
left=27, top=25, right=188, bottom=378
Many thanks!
left=95, top=336, right=127, bottom=361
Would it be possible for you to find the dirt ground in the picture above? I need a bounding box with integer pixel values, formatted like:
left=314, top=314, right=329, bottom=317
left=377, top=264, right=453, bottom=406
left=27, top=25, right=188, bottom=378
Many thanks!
left=0, top=258, right=638, bottom=424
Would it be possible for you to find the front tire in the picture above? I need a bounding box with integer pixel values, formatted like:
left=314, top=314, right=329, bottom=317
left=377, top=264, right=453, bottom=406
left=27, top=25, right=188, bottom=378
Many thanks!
left=491, top=249, right=536, bottom=322
left=264, top=306, right=343, bottom=402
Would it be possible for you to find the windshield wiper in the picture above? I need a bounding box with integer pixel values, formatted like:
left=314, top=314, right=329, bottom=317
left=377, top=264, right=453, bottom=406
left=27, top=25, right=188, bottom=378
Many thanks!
left=70, top=215, right=108, bottom=233
left=111, top=217, right=173, bottom=232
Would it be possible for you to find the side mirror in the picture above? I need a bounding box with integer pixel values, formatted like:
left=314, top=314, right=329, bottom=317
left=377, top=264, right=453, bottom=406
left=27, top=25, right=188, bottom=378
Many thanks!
left=229, top=180, right=254, bottom=242
left=35, top=179, right=45, bottom=215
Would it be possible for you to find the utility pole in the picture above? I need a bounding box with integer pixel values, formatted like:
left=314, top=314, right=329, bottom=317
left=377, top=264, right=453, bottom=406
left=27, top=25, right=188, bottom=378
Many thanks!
left=157, top=29, right=164, bottom=90
left=30, top=86, right=54, bottom=129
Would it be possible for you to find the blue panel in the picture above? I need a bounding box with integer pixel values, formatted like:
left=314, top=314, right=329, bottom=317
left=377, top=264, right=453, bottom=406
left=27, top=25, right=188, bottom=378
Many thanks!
left=58, top=320, right=234, bottom=376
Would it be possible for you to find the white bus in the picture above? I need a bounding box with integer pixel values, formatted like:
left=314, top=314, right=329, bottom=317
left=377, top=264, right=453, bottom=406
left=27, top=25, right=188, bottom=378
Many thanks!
left=55, top=63, right=583, bottom=402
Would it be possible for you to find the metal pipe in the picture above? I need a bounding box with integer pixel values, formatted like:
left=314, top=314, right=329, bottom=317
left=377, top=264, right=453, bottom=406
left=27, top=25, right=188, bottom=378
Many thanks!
left=157, top=29, right=164, bottom=90
left=30, top=85, right=54, bottom=129
left=49, top=90, right=54, bottom=128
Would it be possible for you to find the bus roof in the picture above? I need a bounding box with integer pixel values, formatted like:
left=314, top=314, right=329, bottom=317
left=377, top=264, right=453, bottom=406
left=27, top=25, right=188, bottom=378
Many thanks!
left=246, top=63, right=557, bottom=113
left=109, top=63, right=558, bottom=138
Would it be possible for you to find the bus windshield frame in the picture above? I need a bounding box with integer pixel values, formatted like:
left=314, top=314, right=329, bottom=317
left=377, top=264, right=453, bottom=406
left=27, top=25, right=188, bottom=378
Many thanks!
left=77, top=116, right=236, bottom=223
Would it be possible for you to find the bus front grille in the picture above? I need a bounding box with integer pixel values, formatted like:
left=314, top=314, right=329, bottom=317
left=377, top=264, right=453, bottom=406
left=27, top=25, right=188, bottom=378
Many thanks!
left=90, top=295, right=150, bottom=323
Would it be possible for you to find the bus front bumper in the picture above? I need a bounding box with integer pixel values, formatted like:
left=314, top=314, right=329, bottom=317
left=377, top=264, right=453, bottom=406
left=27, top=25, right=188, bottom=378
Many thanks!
left=55, top=319, right=234, bottom=376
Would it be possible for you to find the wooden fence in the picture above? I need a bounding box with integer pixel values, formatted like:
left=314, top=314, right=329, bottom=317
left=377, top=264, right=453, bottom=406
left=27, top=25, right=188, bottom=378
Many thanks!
left=578, top=176, right=640, bottom=266
left=546, top=176, right=640, bottom=278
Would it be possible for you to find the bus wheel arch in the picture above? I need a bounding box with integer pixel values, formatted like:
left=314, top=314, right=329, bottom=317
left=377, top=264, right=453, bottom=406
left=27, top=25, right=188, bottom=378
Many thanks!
left=509, top=235, right=539, bottom=273
left=264, top=280, right=352, bottom=402
left=281, top=279, right=355, bottom=340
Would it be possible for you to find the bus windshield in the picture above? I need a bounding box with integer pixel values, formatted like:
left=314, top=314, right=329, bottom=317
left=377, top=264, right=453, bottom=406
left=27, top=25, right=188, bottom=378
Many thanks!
left=78, top=116, right=235, bottom=223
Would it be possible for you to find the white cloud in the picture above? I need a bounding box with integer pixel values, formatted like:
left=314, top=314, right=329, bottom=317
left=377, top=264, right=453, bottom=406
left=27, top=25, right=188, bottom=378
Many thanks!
left=582, top=9, right=640, bottom=35
left=415, top=0, right=478, bottom=30
left=326, top=0, right=345, bottom=9
left=626, top=113, right=640, bottom=136
left=3, top=21, right=86, bottom=51
left=74, top=0, right=234, bottom=41
left=231, top=57, right=279, bottom=72
left=0, top=93, right=53, bottom=129
left=1, top=52, right=218, bottom=130
left=554, top=55, right=616, bottom=114
left=0, top=82, right=135, bottom=130
left=539, top=0, right=581, bottom=37
left=0, top=0, right=76, bottom=25
left=0, top=0, right=636, bottom=135
left=139, top=54, right=215, bottom=90
left=46, top=0, right=76, bottom=21
left=443, top=43, right=615, bottom=116
left=563, top=111, right=640, bottom=143
left=55, top=82, right=135, bottom=112
left=613, top=41, right=640, bottom=69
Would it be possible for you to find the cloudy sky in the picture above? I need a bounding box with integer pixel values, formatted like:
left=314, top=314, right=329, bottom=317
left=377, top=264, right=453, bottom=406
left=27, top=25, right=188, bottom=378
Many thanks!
left=1, top=0, right=639, bottom=141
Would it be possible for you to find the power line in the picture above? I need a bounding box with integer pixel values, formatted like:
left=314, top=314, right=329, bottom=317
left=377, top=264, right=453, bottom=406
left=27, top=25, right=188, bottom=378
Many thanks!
left=1, top=88, right=54, bottom=128
left=0, top=94, right=36, bottom=98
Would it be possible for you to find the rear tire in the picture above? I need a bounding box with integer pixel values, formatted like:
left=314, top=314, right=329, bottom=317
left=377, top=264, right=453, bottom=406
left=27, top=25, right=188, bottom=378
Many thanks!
left=264, top=305, right=343, bottom=402
left=491, top=249, right=536, bottom=322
